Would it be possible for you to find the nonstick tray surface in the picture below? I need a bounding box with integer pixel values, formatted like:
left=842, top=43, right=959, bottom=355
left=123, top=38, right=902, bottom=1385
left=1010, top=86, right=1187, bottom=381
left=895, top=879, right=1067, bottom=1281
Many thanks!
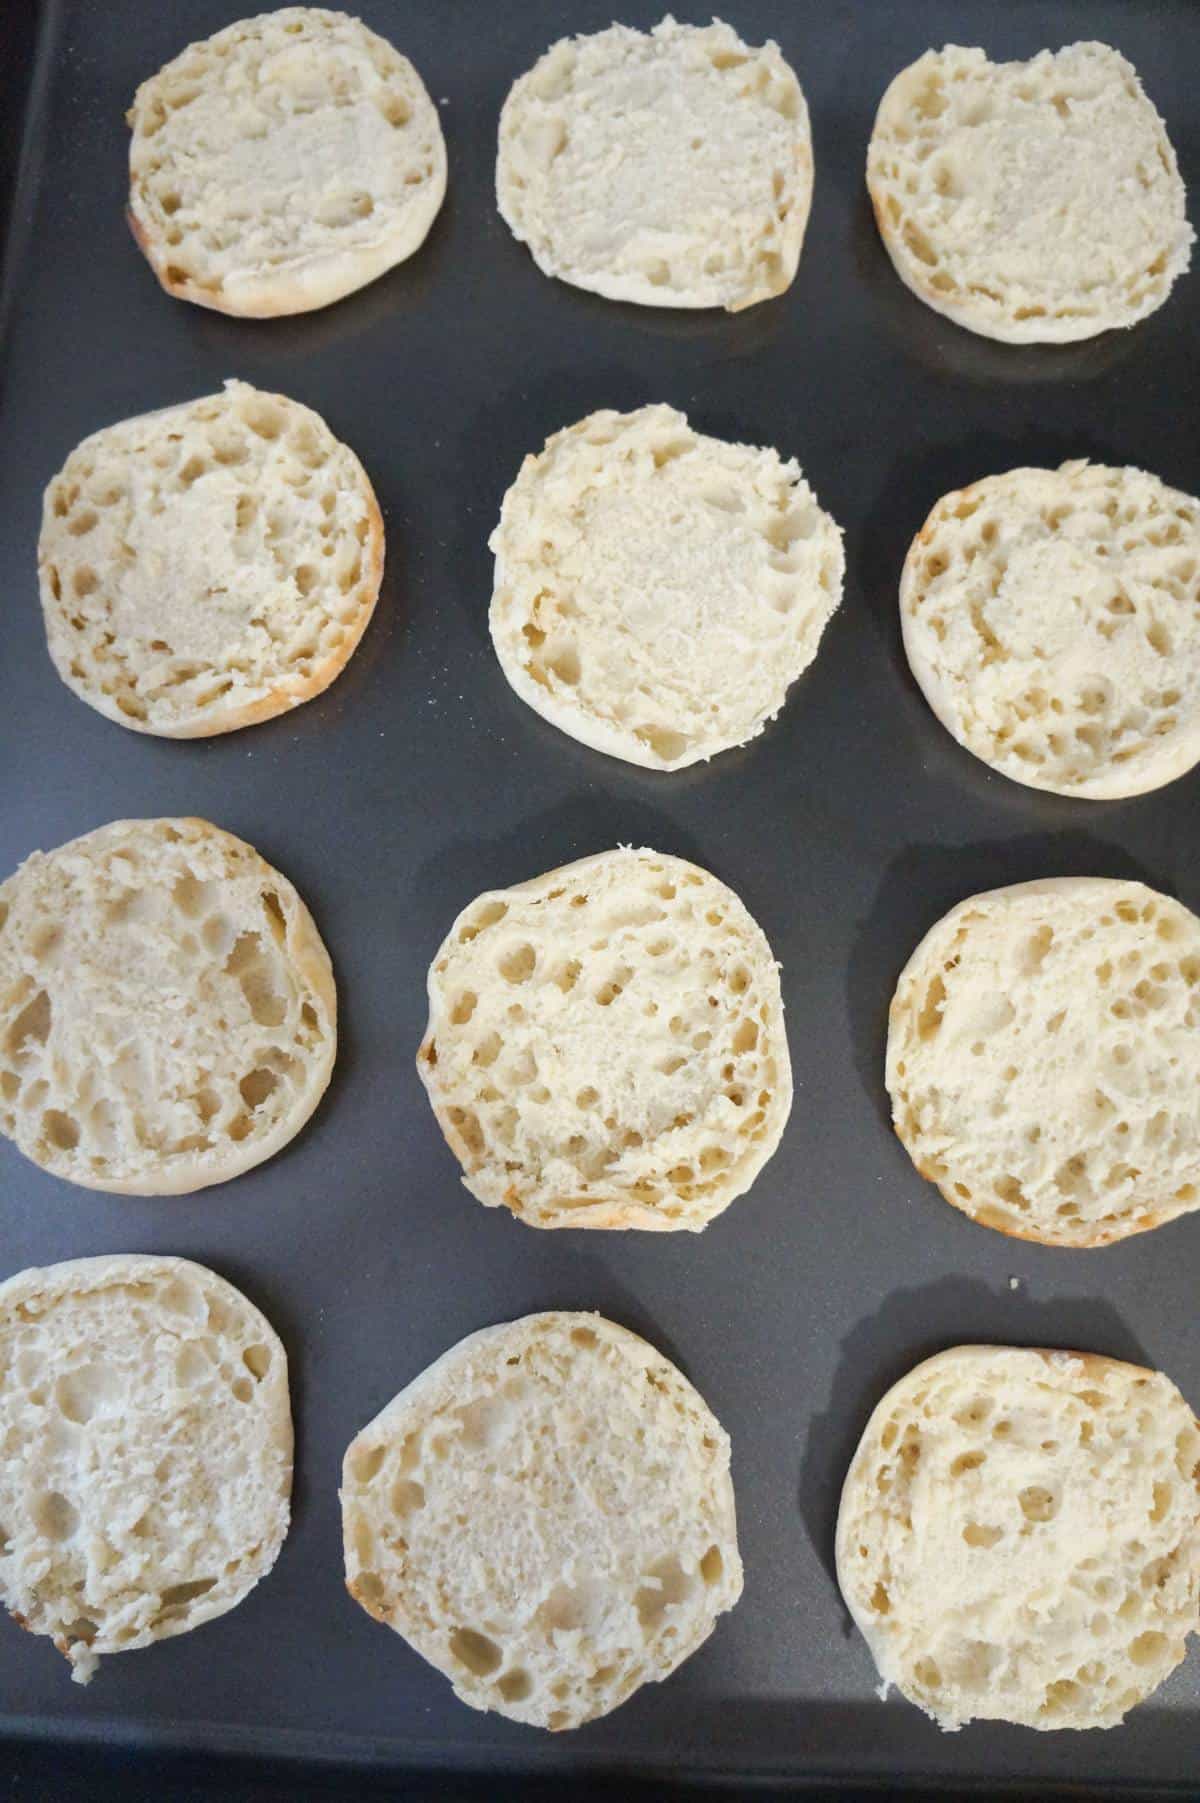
left=1, top=0, right=1198, bottom=1792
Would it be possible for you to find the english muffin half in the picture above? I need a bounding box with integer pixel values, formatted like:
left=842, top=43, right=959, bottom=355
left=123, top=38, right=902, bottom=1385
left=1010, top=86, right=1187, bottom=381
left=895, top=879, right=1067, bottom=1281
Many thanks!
left=418, top=848, right=791, bottom=1230
left=343, top=1310, right=741, bottom=1728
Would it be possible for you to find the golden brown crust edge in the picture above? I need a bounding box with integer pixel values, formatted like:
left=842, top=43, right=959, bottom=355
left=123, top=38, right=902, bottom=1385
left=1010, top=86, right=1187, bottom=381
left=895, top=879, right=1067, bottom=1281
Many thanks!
left=884, top=874, right=1198, bottom=1249
left=415, top=849, right=791, bottom=1232
left=153, top=472, right=386, bottom=739
left=898, top=472, right=1200, bottom=800
left=40, top=390, right=386, bottom=739
left=909, top=1140, right=1180, bottom=1250
left=126, top=204, right=335, bottom=319
left=19, top=819, right=338, bottom=1197
left=415, top=1041, right=712, bottom=1233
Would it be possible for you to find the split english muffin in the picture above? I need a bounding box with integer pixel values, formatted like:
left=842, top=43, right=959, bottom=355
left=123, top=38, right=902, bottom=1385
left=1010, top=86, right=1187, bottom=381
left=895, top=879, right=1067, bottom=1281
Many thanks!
left=868, top=43, right=1192, bottom=342
left=128, top=7, right=446, bottom=316
left=886, top=878, right=1200, bottom=1247
left=0, top=818, right=336, bottom=1195
left=497, top=16, right=811, bottom=311
left=837, top=1346, right=1200, bottom=1729
left=418, top=848, right=791, bottom=1230
left=0, top=1254, right=292, bottom=1683
left=342, top=1310, right=741, bottom=1728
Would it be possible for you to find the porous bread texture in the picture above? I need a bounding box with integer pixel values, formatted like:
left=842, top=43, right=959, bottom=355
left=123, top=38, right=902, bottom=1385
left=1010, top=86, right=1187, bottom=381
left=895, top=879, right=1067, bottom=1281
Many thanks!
left=38, top=381, right=384, bottom=737
left=867, top=43, right=1193, bottom=343
left=489, top=405, right=844, bottom=771
left=0, top=818, right=336, bottom=1195
left=418, top=848, right=791, bottom=1231
left=901, top=463, right=1200, bottom=799
left=497, top=16, right=811, bottom=310
left=836, top=1346, right=1200, bottom=1731
left=886, top=878, right=1200, bottom=1248
left=342, top=1310, right=742, bottom=1729
left=127, top=7, right=446, bottom=317
left=0, top=1254, right=292, bottom=1683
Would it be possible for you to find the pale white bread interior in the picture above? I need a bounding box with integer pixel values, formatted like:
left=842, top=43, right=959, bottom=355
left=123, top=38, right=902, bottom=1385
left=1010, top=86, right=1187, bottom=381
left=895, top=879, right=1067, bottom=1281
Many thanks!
left=127, top=7, right=446, bottom=317
left=417, top=848, right=791, bottom=1231
left=489, top=405, right=844, bottom=771
left=836, top=1345, right=1200, bottom=1730
left=38, top=381, right=384, bottom=738
left=901, top=463, right=1200, bottom=799
left=497, top=16, right=810, bottom=312
left=0, top=818, right=336, bottom=1195
left=886, top=878, right=1200, bottom=1249
left=0, top=1254, right=292, bottom=1684
left=342, top=1310, right=741, bottom=1729
left=867, top=43, right=1193, bottom=343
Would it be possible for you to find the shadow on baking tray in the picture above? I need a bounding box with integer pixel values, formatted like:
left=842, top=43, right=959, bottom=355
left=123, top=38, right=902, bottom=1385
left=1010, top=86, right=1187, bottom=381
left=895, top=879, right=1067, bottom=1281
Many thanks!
left=845, top=831, right=1168, bottom=1132
left=797, top=1272, right=1151, bottom=1604
left=850, top=187, right=1151, bottom=390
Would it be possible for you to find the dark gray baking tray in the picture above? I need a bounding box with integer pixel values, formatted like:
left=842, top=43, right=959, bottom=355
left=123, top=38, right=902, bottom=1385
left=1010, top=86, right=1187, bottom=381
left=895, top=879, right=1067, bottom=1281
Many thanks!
left=1, top=0, right=1198, bottom=1794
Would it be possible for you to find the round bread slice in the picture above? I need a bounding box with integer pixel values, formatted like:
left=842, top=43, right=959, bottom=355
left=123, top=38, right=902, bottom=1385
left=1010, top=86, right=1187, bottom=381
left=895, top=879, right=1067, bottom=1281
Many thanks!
left=127, top=7, right=446, bottom=317
left=489, top=405, right=844, bottom=770
left=0, top=818, right=336, bottom=1195
left=836, top=1345, right=1200, bottom=1731
left=901, top=462, right=1200, bottom=799
left=0, top=1254, right=292, bottom=1684
left=867, top=43, right=1193, bottom=343
left=342, top=1310, right=742, bottom=1729
left=886, top=878, right=1200, bottom=1248
left=496, top=17, right=811, bottom=312
left=417, top=848, right=792, bottom=1231
left=38, top=381, right=384, bottom=737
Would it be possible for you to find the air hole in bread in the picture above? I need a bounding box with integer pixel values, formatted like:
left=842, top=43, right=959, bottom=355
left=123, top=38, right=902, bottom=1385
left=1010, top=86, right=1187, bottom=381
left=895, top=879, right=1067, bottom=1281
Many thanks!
left=1129, top=1630, right=1168, bottom=1667
left=635, top=726, right=689, bottom=763
left=915, top=974, right=946, bottom=1040
left=240, top=399, right=284, bottom=441
left=450, top=1627, right=503, bottom=1677
left=158, top=1577, right=217, bottom=1612
left=378, top=92, right=410, bottom=128
left=594, top=968, right=630, bottom=1006
left=174, top=1341, right=211, bottom=1387
left=634, top=1555, right=692, bottom=1630
left=33, top=1491, right=79, bottom=1541
left=699, top=1544, right=724, bottom=1585
left=1019, top=1484, right=1058, bottom=1524
left=41, top=1110, right=79, bottom=1152
left=951, top=1521, right=1001, bottom=1550
left=351, top=1442, right=386, bottom=1485
left=55, top=1363, right=120, bottom=1424
left=355, top=1571, right=384, bottom=1607
left=497, top=1667, right=532, bottom=1702
left=447, top=1107, right=484, bottom=1158
left=238, top=1066, right=278, bottom=1110
left=6, top=988, right=50, bottom=1059
left=453, top=903, right=508, bottom=950
left=391, top=1479, right=425, bottom=1517
left=68, top=559, right=101, bottom=602
left=498, top=944, right=535, bottom=984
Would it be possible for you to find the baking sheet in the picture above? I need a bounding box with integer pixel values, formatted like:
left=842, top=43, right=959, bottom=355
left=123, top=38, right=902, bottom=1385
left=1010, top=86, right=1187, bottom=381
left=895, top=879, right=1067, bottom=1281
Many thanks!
left=1, top=0, right=1198, bottom=1789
